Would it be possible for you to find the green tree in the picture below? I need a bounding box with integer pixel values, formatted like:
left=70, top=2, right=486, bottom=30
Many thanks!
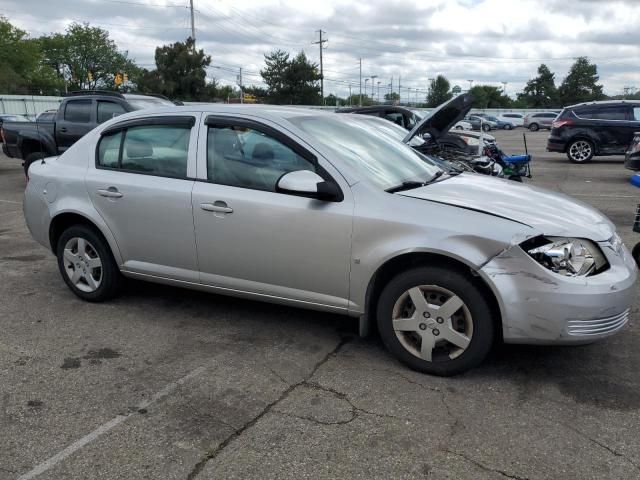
left=260, top=49, right=320, bottom=104
left=136, top=37, right=211, bottom=101
left=517, top=64, right=558, bottom=107
left=469, top=85, right=512, bottom=108
left=39, top=23, right=133, bottom=91
left=426, top=75, right=453, bottom=107
left=384, top=92, right=400, bottom=102
left=558, top=57, right=605, bottom=106
left=0, top=16, right=62, bottom=94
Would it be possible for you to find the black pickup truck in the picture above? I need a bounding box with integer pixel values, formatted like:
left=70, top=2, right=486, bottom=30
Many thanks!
left=1, top=91, right=175, bottom=175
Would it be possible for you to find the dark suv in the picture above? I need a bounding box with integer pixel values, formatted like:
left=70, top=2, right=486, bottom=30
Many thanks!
left=547, top=101, right=640, bottom=163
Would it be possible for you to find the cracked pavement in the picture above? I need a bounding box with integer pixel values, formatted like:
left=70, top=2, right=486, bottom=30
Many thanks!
left=2, top=130, right=640, bottom=479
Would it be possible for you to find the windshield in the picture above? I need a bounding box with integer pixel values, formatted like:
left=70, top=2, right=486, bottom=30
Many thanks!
left=289, top=114, right=443, bottom=190
left=125, top=97, right=175, bottom=110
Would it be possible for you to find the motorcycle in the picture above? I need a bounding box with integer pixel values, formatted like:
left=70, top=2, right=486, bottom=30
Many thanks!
left=481, top=133, right=532, bottom=182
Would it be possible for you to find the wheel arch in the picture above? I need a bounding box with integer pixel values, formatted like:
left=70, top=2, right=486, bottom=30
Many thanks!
left=49, top=211, right=123, bottom=265
left=363, top=251, right=503, bottom=341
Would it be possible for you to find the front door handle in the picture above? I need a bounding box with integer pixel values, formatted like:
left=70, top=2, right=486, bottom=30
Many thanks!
left=59, top=127, right=68, bottom=133
left=200, top=201, right=233, bottom=214
left=98, top=187, right=123, bottom=198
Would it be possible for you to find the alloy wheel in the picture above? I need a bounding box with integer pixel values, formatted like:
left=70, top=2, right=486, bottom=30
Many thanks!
left=63, top=237, right=103, bottom=293
left=569, top=140, right=592, bottom=162
left=391, top=285, right=472, bottom=362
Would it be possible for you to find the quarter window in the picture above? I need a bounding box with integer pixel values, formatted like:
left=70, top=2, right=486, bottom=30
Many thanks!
left=97, top=131, right=122, bottom=168
left=64, top=100, right=91, bottom=123
left=207, top=125, right=315, bottom=192
left=97, top=101, right=126, bottom=124
left=634, top=107, right=640, bottom=121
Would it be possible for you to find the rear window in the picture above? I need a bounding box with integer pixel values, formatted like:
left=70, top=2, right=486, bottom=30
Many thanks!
left=97, top=101, right=126, bottom=124
left=64, top=100, right=91, bottom=123
left=576, top=106, right=628, bottom=120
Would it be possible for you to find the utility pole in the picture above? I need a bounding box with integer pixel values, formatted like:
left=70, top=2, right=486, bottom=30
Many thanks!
left=313, top=30, right=328, bottom=104
left=348, top=84, right=352, bottom=106
left=359, top=58, right=362, bottom=106
left=377, top=81, right=381, bottom=102
left=370, top=75, right=378, bottom=103
left=365, top=78, right=370, bottom=103
left=237, top=67, right=243, bottom=104
left=189, top=0, right=196, bottom=48
left=398, top=75, right=401, bottom=105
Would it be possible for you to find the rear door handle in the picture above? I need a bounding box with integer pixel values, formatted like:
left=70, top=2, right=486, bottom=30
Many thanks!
left=98, top=188, right=123, bottom=198
left=200, top=202, right=233, bottom=214
left=59, top=127, right=68, bottom=133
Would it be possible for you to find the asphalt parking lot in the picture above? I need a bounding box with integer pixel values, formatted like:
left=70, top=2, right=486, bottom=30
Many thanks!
left=1, top=129, right=639, bottom=480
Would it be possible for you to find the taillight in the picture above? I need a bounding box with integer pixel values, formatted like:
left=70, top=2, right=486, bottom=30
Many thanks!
left=552, top=119, right=573, bottom=129
left=0, top=126, right=5, bottom=143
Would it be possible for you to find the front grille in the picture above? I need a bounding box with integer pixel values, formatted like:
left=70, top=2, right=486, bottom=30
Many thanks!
left=634, top=204, right=640, bottom=233
left=567, top=309, right=629, bottom=336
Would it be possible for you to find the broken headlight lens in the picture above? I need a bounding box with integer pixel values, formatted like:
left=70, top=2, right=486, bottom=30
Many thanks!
left=525, top=237, right=607, bottom=277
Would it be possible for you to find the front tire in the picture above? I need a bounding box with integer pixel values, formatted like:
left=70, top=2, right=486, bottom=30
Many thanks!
left=508, top=175, right=523, bottom=182
left=529, top=123, right=539, bottom=132
left=567, top=139, right=594, bottom=163
left=56, top=225, right=121, bottom=302
left=504, top=124, right=513, bottom=130
left=376, top=267, right=495, bottom=376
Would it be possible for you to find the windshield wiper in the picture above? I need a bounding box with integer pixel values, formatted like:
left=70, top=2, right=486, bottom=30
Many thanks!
left=385, top=180, right=426, bottom=193
left=427, top=170, right=444, bottom=183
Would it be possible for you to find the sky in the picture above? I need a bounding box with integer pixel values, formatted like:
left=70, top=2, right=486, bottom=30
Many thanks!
left=2, top=0, right=639, bottom=100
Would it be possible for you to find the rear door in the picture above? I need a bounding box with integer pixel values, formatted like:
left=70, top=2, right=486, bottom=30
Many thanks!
left=85, top=114, right=200, bottom=281
left=56, top=99, right=97, bottom=151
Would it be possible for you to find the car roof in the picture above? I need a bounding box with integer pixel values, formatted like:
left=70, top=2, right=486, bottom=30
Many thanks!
left=336, top=105, right=413, bottom=114
left=566, top=100, right=640, bottom=109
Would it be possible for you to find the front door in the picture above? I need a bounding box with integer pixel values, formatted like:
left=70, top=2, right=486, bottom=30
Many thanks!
left=191, top=117, right=353, bottom=310
left=85, top=115, right=200, bottom=282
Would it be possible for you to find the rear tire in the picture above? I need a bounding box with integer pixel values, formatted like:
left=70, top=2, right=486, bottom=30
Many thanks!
left=482, top=124, right=491, bottom=132
left=504, top=124, right=513, bottom=130
left=376, top=266, right=495, bottom=376
left=529, top=123, right=539, bottom=132
left=56, top=225, right=121, bottom=302
left=567, top=139, right=594, bottom=163
left=24, top=151, right=45, bottom=178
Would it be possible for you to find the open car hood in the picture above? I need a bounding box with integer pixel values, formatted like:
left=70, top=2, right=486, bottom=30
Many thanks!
left=403, top=93, right=474, bottom=144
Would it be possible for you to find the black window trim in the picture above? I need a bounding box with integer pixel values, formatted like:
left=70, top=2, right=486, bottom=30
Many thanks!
left=203, top=115, right=344, bottom=201
left=573, top=104, right=631, bottom=122
left=95, top=115, right=196, bottom=180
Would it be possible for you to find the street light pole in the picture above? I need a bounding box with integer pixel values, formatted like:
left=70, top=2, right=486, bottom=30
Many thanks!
left=370, top=75, right=378, bottom=103
left=467, top=79, right=474, bottom=91
left=364, top=78, right=370, bottom=103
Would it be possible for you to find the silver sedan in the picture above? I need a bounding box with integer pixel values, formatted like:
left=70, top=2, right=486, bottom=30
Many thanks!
left=23, top=105, right=637, bottom=376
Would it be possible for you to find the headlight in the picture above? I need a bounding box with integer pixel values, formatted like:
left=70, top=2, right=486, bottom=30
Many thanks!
left=524, top=237, right=607, bottom=277
left=461, top=136, right=479, bottom=146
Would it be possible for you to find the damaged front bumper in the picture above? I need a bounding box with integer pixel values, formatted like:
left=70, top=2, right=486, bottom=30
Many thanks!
left=480, top=239, right=637, bottom=344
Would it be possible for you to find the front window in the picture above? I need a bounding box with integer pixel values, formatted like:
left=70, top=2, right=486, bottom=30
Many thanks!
left=207, top=125, right=316, bottom=192
left=289, top=114, right=443, bottom=190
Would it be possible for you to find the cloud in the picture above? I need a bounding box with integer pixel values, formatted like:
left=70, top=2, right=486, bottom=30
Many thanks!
left=3, top=0, right=639, bottom=97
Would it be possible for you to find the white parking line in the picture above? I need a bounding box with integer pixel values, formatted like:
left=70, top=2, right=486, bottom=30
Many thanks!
left=17, top=365, right=207, bottom=480
left=0, top=199, right=21, bottom=205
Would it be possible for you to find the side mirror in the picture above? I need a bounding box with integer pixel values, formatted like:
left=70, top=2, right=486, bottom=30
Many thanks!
left=276, top=170, right=341, bottom=201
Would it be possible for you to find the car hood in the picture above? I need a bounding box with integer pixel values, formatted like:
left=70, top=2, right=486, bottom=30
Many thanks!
left=403, top=93, right=474, bottom=143
left=398, top=174, right=615, bottom=241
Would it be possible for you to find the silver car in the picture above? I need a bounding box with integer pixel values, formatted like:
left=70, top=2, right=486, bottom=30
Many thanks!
left=23, top=105, right=637, bottom=376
